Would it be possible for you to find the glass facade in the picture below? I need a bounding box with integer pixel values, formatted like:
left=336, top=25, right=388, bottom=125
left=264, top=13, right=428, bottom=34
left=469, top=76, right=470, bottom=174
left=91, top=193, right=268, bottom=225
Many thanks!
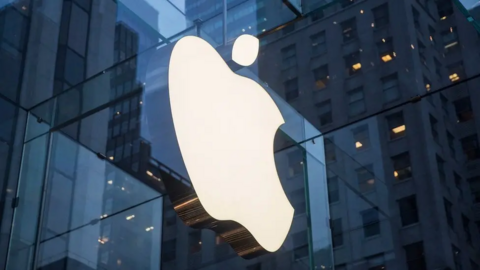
left=0, top=0, right=480, bottom=269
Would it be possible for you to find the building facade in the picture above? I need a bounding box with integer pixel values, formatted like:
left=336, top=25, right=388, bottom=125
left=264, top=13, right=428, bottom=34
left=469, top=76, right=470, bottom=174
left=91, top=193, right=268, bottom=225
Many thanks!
left=0, top=0, right=479, bottom=269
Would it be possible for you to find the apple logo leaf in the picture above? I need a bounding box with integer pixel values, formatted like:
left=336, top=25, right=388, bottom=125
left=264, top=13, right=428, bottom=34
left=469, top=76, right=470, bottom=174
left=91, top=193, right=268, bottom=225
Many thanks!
left=166, top=34, right=294, bottom=259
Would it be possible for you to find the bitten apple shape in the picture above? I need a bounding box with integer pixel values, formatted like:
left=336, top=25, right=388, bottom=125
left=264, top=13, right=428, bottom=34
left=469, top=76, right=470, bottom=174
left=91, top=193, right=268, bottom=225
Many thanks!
left=168, top=35, right=294, bottom=255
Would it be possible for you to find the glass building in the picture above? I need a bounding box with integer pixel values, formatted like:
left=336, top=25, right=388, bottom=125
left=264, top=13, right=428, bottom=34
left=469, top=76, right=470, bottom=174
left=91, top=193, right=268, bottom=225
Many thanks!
left=0, top=0, right=480, bottom=269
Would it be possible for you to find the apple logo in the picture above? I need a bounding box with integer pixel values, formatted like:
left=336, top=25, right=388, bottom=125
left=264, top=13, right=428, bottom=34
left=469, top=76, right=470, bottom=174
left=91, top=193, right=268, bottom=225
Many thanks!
left=167, top=34, right=294, bottom=258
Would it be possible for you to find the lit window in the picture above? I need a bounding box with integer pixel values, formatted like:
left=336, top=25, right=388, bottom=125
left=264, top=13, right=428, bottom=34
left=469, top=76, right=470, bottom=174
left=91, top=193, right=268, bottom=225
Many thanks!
left=448, top=62, right=465, bottom=83
left=392, top=152, right=412, bottom=181
left=442, top=27, right=459, bottom=53
left=313, top=65, right=329, bottom=89
left=387, top=111, right=406, bottom=139
left=345, top=52, right=362, bottom=75
left=353, top=125, right=370, bottom=150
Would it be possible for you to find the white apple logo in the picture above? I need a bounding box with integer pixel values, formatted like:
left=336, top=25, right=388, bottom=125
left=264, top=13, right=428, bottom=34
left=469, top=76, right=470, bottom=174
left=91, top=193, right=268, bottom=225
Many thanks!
left=168, top=34, right=294, bottom=253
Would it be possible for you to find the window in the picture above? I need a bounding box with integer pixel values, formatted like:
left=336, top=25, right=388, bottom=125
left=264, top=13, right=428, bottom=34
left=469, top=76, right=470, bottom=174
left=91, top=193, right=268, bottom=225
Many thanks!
left=472, top=260, right=480, bottom=270
left=454, top=172, right=463, bottom=197
left=284, top=78, right=299, bottom=101
left=345, top=52, right=362, bottom=75
left=317, top=100, right=333, bottom=126
left=281, top=45, right=296, bottom=70
left=452, top=245, right=462, bottom=270
left=366, top=253, right=386, bottom=270
left=398, top=195, right=419, bottom=226
left=468, top=177, right=480, bottom=203
left=387, top=111, right=406, bottom=139
left=444, top=198, right=454, bottom=229
left=424, top=76, right=432, bottom=92
left=373, top=4, right=390, bottom=28
left=361, top=208, right=380, bottom=237
left=246, top=263, right=261, bottom=270
left=282, top=23, right=295, bottom=35
left=461, top=135, right=480, bottom=161
left=447, top=132, right=456, bottom=158
left=189, top=231, right=202, bottom=253
left=454, top=97, right=474, bottom=122
left=436, top=155, right=446, bottom=184
left=440, top=94, right=449, bottom=113
left=291, top=188, right=306, bottom=215
left=163, top=239, right=176, bottom=262
left=353, top=125, right=370, bottom=150
left=382, top=74, right=400, bottom=103
left=404, top=242, right=427, bottom=270
left=313, top=65, right=329, bottom=89
left=377, top=37, right=395, bottom=63
left=328, top=176, right=339, bottom=203
left=412, top=7, right=421, bottom=31
left=347, top=87, right=366, bottom=116
left=418, top=40, right=427, bottom=66
left=331, top=218, right=343, bottom=247
left=429, top=25, right=436, bottom=44
left=339, top=0, right=356, bottom=8
left=356, top=164, right=375, bottom=193
left=325, top=138, right=336, bottom=162
left=442, top=27, right=459, bottom=53
left=341, top=18, right=357, bottom=42
left=392, top=152, right=412, bottom=181
left=462, top=215, right=472, bottom=244
left=430, top=115, right=439, bottom=142
left=436, top=0, right=454, bottom=20
left=311, top=32, right=327, bottom=56
left=311, top=8, right=324, bottom=21
left=448, top=62, right=465, bottom=82
left=288, top=150, right=303, bottom=177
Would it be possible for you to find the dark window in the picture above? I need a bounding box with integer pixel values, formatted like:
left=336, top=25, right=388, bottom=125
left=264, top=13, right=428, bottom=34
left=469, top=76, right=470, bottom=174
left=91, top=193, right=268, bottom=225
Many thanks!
left=387, top=111, right=406, bottom=139
left=345, top=52, right=362, bottom=75
left=325, top=138, right=336, bottom=162
left=436, top=0, right=454, bottom=20
left=284, top=78, right=299, bottom=101
left=189, top=231, right=202, bottom=253
left=341, top=18, right=357, bottom=42
left=68, top=4, right=89, bottom=56
left=356, top=164, right=375, bottom=193
left=444, top=198, right=454, bottom=229
left=472, top=260, right=480, bottom=270
left=452, top=245, right=462, bottom=270
left=281, top=45, right=297, bottom=70
left=453, top=97, right=474, bottom=122
left=317, top=100, right=333, bottom=126
left=412, top=7, right=421, bottom=31
left=418, top=40, right=427, bottom=66
left=339, top=0, right=357, bottom=8
left=313, top=65, right=329, bottom=89
left=430, top=115, right=439, bottom=142
left=461, top=135, right=480, bottom=161
left=447, top=132, right=456, bottom=158
left=348, top=87, right=366, bottom=116
left=440, top=94, right=449, bottom=114
left=366, top=253, right=386, bottom=270
left=373, top=4, right=390, bottom=28
left=311, top=32, right=327, bottom=56
left=377, top=37, right=395, bottom=63
left=247, top=263, right=262, bottom=270
left=437, top=155, right=446, bottom=184
left=331, top=218, right=343, bottom=247
left=399, top=195, right=419, bottom=226
left=382, top=74, right=400, bottom=103
left=454, top=173, right=463, bottom=197
left=291, top=188, right=306, bottom=215
left=311, top=9, right=324, bottom=21
left=282, top=24, right=295, bottom=35
left=462, top=215, right=472, bottom=244
left=404, top=242, right=427, bottom=270
left=328, top=176, right=339, bottom=203
left=288, top=150, right=303, bottom=177
left=353, top=125, right=370, bottom=150
left=361, top=208, right=380, bottom=237
left=163, top=239, right=176, bottom=262
left=392, top=152, right=412, bottom=181
left=468, top=177, right=480, bottom=203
